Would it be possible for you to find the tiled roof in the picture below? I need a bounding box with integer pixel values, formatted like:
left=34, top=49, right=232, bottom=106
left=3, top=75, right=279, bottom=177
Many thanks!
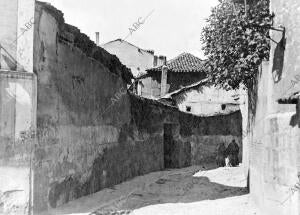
left=147, top=52, right=206, bottom=73
left=161, top=79, right=209, bottom=99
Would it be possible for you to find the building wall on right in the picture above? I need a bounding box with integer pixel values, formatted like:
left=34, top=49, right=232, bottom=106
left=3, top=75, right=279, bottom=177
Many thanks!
left=249, top=0, right=300, bottom=214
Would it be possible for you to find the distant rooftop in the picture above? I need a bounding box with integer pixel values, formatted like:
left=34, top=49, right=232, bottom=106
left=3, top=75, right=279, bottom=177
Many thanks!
left=101, top=39, right=155, bottom=55
left=147, top=52, right=206, bottom=73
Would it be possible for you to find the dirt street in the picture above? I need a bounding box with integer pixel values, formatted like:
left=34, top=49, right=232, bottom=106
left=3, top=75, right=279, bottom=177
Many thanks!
left=90, top=165, right=259, bottom=215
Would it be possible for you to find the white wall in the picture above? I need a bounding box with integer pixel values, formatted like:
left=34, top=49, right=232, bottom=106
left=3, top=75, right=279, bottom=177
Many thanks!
left=0, top=71, right=36, bottom=215
left=0, top=0, right=35, bottom=73
left=176, top=85, right=244, bottom=116
left=102, top=41, right=154, bottom=77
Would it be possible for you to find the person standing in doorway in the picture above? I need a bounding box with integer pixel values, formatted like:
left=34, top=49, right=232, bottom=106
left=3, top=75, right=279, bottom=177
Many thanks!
left=216, top=142, right=226, bottom=167
left=226, top=139, right=239, bottom=167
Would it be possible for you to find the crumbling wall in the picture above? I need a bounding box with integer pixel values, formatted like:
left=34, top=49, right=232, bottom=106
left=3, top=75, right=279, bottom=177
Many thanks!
left=32, top=2, right=160, bottom=213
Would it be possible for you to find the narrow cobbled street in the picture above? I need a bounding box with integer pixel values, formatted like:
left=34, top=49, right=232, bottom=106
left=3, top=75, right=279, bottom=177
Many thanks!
left=43, top=165, right=259, bottom=215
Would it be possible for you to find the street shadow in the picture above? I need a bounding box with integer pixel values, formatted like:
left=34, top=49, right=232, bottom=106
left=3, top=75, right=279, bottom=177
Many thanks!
left=93, top=167, right=247, bottom=214
left=40, top=166, right=245, bottom=215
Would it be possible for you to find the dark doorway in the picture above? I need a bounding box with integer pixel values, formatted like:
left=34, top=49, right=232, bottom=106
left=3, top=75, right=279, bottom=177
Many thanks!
left=163, top=124, right=176, bottom=168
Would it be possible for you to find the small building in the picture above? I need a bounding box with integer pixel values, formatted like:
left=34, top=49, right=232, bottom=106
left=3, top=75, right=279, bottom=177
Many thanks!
left=102, top=39, right=162, bottom=78
left=159, top=79, right=241, bottom=116
left=101, top=39, right=167, bottom=96
left=140, top=52, right=207, bottom=98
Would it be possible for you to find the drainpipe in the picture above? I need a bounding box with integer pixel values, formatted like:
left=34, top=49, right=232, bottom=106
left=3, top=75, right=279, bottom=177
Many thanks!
left=160, top=63, right=168, bottom=97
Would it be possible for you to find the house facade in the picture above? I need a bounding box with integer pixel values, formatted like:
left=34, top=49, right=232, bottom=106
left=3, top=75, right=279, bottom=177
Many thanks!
left=101, top=39, right=167, bottom=97
left=141, top=52, right=207, bottom=98
left=159, top=79, right=242, bottom=116
left=101, top=39, right=160, bottom=78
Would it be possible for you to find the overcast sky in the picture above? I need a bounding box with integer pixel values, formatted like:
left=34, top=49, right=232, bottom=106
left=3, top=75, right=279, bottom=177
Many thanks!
left=44, top=0, right=219, bottom=60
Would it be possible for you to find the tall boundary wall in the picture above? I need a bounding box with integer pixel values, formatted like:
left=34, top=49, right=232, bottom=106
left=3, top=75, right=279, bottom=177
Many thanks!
left=1, top=1, right=243, bottom=214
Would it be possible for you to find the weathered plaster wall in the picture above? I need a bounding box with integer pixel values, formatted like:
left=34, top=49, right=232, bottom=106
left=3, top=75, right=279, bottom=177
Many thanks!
left=248, top=0, right=300, bottom=214
left=32, top=2, right=156, bottom=213
left=0, top=1, right=36, bottom=214
left=0, top=0, right=35, bottom=73
left=249, top=63, right=299, bottom=215
left=102, top=40, right=154, bottom=78
left=130, top=95, right=242, bottom=165
left=0, top=71, right=36, bottom=215
left=16, top=0, right=35, bottom=72
left=174, top=85, right=242, bottom=116
left=31, top=2, right=243, bottom=213
left=0, top=0, right=18, bottom=67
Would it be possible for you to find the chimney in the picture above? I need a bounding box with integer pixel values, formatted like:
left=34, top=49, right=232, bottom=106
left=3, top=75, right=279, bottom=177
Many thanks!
left=160, top=62, right=168, bottom=97
left=146, top=50, right=155, bottom=55
left=157, top=55, right=167, bottom=67
left=95, top=32, right=99, bottom=46
left=153, top=55, right=158, bottom=67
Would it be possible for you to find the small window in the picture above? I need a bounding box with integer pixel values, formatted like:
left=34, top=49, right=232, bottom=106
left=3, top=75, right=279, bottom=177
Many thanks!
left=221, top=104, right=226, bottom=110
left=186, top=106, right=191, bottom=112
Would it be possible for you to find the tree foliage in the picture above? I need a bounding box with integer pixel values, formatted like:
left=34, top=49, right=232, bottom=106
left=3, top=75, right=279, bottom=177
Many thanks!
left=201, top=0, right=273, bottom=89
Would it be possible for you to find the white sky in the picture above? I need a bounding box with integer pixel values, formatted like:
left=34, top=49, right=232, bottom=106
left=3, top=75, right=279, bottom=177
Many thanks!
left=43, top=0, right=219, bottom=60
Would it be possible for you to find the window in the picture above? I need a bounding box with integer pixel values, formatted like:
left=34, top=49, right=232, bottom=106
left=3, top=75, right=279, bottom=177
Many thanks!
left=221, top=104, right=226, bottom=110
left=186, top=106, right=191, bottom=112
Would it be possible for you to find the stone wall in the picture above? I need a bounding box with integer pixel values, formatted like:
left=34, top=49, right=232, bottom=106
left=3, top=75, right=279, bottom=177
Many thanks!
left=248, top=0, right=300, bottom=214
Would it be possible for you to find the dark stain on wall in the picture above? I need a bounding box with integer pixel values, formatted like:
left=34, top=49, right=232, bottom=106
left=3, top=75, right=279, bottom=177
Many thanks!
left=47, top=130, right=164, bottom=208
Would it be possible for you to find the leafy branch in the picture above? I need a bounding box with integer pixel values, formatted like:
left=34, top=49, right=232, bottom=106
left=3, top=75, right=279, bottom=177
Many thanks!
left=201, top=0, right=273, bottom=89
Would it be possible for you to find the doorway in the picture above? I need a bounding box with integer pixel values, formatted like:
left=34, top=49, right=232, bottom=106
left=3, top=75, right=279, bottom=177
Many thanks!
left=163, top=124, right=176, bottom=168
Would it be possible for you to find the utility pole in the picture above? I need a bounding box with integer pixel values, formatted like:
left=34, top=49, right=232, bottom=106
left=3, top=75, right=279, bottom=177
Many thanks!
left=244, top=0, right=247, bottom=16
